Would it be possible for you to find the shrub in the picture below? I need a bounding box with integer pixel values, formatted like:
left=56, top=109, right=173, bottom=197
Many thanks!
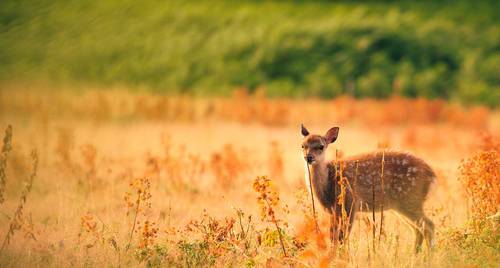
left=459, top=134, right=499, bottom=225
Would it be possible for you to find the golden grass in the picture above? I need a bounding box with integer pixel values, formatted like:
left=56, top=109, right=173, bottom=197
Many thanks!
left=0, top=87, right=498, bottom=267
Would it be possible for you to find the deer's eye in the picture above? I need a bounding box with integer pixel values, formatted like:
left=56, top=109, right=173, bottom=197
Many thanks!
left=301, top=145, right=305, bottom=149
left=318, top=145, right=324, bottom=150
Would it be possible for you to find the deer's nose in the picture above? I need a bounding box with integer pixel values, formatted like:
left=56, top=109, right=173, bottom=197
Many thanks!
left=306, top=155, right=314, bottom=164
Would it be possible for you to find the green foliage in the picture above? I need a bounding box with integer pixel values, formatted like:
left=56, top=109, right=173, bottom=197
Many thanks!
left=441, top=220, right=500, bottom=267
left=260, top=229, right=283, bottom=248
left=177, top=240, right=216, bottom=267
left=134, top=245, right=170, bottom=268
left=0, top=0, right=498, bottom=106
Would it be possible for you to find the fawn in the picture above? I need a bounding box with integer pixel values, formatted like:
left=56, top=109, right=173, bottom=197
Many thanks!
left=301, top=125, right=435, bottom=252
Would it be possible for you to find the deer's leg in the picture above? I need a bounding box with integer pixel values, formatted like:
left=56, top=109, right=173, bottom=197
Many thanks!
left=394, top=205, right=427, bottom=253
left=329, top=212, right=337, bottom=243
left=423, top=215, right=435, bottom=249
left=413, top=220, right=425, bottom=253
left=329, top=214, right=350, bottom=244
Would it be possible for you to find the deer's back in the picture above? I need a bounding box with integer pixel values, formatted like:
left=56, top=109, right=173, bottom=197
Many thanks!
left=338, top=150, right=435, bottom=210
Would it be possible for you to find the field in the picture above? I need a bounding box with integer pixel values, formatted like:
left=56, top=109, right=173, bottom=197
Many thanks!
left=0, top=1, right=499, bottom=266
left=0, top=87, right=498, bottom=267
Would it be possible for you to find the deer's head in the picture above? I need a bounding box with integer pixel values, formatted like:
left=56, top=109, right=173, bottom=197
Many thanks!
left=301, top=124, right=339, bottom=164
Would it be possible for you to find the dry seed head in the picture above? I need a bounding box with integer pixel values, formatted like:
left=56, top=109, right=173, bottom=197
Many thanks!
left=124, top=177, right=153, bottom=215
left=0, top=149, right=37, bottom=253
left=253, top=176, right=280, bottom=221
left=139, top=220, right=158, bottom=249
left=81, top=213, right=97, bottom=233
left=0, top=125, right=13, bottom=204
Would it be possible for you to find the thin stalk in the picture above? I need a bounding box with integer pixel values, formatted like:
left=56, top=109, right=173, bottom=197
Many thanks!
left=273, top=220, right=287, bottom=257
left=371, top=165, right=376, bottom=253
left=305, top=162, right=319, bottom=233
left=264, top=198, right=287, bottom=257
left=354, top=161, right=359, bottom=196
left=332, top=151, right=339, bottom=246
left=338, top=162, right=347, bottom=242
left=126, top=195, right=141, bottom=251
left=379, top=151, right=385, bottom=243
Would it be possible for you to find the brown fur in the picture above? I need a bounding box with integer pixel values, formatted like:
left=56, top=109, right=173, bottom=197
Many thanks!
left=302, top=127, right=435, bottom=252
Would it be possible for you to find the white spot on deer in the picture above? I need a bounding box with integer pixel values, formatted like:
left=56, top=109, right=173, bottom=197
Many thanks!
left=402, top=159, right=409, bottom=165
left=411, top=180, right=416, bottom=186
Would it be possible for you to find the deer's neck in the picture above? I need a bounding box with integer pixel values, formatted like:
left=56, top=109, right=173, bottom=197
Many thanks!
left=310, top=162, right=335, bottom=211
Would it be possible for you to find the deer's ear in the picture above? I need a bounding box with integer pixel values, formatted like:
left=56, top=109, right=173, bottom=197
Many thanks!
left=324, top=127, right=339, bottom=144
left=301, top=124, right=309, bottom=136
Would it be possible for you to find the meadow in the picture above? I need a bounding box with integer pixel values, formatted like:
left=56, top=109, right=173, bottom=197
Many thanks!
left=0, top=87, right=498, bottom=267
left=1, top=0, right=499, bottom=266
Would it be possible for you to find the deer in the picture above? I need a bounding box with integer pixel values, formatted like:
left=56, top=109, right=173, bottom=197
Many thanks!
left=300, top=124, right=435, bottom=252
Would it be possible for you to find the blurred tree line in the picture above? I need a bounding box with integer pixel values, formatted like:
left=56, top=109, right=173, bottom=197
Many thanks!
left=0, top=0, right=498, bottom=106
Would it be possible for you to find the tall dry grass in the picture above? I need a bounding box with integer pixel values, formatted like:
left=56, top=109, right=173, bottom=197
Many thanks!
left=0, top=88, right=498, bottom=267
left=1, top=86, right=493, bottom=129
